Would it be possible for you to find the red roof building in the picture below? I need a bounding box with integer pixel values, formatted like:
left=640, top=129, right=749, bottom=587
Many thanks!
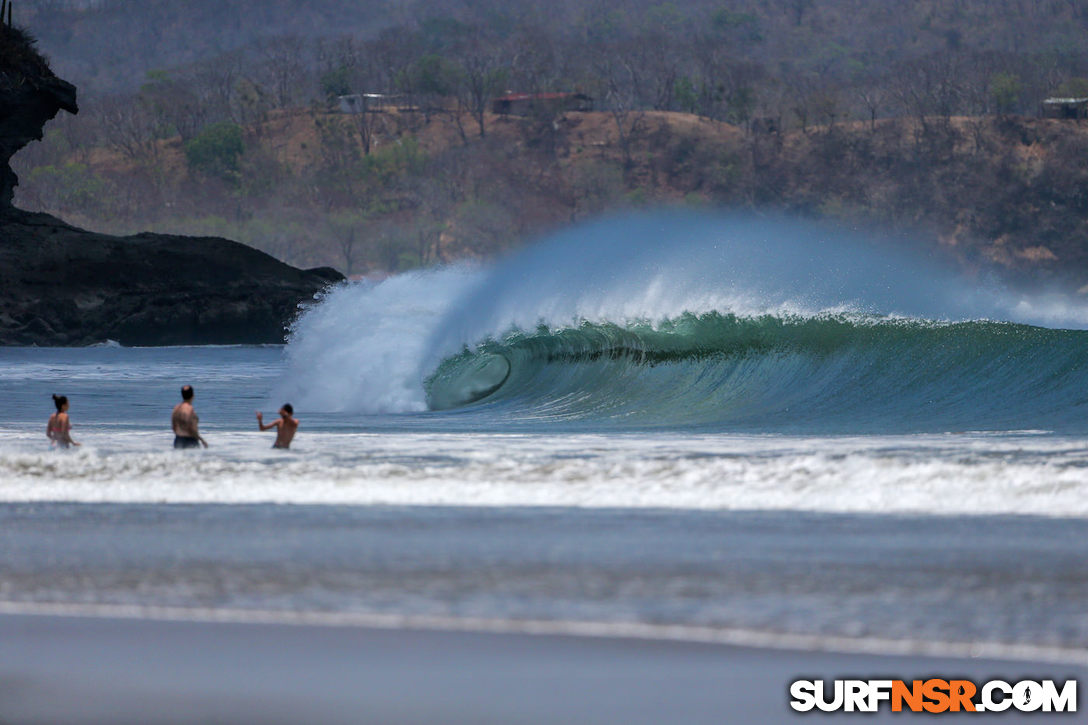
left=491, top=92, right=594, bottom=116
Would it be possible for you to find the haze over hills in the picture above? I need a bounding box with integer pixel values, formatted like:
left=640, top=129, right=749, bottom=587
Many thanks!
left=23, top=1, right=1088, bottom=97
left=11, top=0, right=1088, bottom=285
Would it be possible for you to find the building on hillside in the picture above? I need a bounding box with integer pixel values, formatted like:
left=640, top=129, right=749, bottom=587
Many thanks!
left=491, top=92, right=594, bottom=116
left=337, top=93, right=414, bottom=114
left=1041, top=97, right=1088, bottom=119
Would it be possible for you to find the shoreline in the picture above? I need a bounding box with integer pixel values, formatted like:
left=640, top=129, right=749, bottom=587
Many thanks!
left=2, top=610, right=1081, bottom=725
left=0, top=599, right=1084, bottom=668
left=3, top=502, right=1085, bottom=655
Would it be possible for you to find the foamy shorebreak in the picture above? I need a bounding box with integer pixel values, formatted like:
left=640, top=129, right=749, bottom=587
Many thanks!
left=3, top=429, right=1087, bottom=518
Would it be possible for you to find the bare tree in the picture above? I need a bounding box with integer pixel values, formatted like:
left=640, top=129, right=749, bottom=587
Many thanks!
left=781, top=0, right=815, bottom=26
left=193, top=53, right=242, bottom=125
left=98, top=94, right=160, bottom=164
left=257, top=35, right=307, bottom=109
left=140, top=72, right=209, bottom=142
left=890, top=52, right=967, bottom=129
left=327, top=211, right=369, bottom=275
left=857, top=86, right=886, bottom=132
left=590, top=41, right=648, bottom=171
left=452, top=31, right=509, bottom=138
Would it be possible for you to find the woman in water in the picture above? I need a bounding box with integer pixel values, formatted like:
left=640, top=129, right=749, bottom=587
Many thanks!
left=46, top=394, right=80, bottom=448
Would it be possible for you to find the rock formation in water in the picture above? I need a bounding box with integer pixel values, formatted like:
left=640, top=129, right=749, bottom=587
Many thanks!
left=0, top=23, right=341, bottom=345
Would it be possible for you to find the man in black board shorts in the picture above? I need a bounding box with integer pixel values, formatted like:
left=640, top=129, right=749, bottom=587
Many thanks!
left=172, top=385, right=208, bottom=449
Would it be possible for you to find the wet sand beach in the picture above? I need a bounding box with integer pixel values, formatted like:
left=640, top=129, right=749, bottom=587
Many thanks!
left=0, top=502, right=1085, bottom=723
left=1, top=610, right=1082, bottom=725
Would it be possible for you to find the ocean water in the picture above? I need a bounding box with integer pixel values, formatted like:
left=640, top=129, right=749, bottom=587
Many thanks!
left=3, top=212, right=1088, bottom=658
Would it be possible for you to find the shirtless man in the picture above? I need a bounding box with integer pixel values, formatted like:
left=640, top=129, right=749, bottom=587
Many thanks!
left=172, top=385, right=208, bottom=449
left=257, top=403, right=299, bottom=449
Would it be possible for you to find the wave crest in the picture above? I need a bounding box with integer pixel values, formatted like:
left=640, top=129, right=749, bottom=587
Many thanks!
left=424, top=312, right=1088, bottom=430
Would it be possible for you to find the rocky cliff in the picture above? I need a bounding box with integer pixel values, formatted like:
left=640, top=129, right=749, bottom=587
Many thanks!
left=0, top=24, right=342, bottom=345
left=0, top=25, right=77, bottom=209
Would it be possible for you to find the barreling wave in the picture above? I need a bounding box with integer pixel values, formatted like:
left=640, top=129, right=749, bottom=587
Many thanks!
left=423, top=312, right=1088, bottom=431
left=281, top=211, right=1088, bottom=432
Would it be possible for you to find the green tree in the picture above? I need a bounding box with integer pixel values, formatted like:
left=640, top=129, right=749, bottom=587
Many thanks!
left=727, top=86, right=756, bottom=125
left=184, top=122, right=245, bottom=181
left=674, top=76, right=698, bottom=113
left=26, top=163, right=110, bottom=215
left=400, top=53, right=458, bottom=97
left=320, top=66, right=353, bottom=102
left=989, top=73, right=1022, bottom=115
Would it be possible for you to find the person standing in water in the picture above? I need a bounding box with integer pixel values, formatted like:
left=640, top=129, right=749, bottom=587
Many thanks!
left=172, top=385, right=208, bottom=449
left=46, top=394, right=80, bottom=448
left=257, top=404, right=299, bottom=449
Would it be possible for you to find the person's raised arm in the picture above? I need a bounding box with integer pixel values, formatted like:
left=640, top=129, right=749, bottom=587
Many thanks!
left=256, top=411, right=280, bottom=432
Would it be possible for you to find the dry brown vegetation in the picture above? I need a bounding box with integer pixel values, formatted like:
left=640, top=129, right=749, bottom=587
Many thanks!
left=10, top=0, right=1088, bottom=286
left=14, top=104, right=1088, bottom=288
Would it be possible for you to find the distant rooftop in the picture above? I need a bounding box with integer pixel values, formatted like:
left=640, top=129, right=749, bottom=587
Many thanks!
left=494, top=92, right=592, bottom=102
left=1042, top=97, right=1088, bottom=104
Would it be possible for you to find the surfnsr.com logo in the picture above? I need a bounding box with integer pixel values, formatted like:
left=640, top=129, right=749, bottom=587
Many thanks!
left=789, top=679, right=1077, bottom=713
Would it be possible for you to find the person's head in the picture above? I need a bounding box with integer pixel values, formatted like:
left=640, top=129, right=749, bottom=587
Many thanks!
left=280, top=403, right=293, bottom=418
left=52, top=394, right=68, bottom=412
left=181, top=385, right=194, bottom=402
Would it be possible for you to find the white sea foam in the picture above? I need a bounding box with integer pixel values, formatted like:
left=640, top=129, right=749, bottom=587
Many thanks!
left=277, top=266, right=482, bottom=412
left=3, top=428, right=1087, bottom=517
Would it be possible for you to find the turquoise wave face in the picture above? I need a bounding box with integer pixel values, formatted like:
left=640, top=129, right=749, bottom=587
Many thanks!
left=424, top=312, right=1088, bottom=433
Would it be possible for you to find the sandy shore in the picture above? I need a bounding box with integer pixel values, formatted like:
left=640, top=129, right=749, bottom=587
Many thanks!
left=0, top=610, right=1081, bottom=724
left=1, top=503, right=1084, bottom=722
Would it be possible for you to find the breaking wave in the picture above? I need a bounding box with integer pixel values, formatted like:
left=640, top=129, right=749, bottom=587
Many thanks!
left=280, top=212, right=1088, bottom=432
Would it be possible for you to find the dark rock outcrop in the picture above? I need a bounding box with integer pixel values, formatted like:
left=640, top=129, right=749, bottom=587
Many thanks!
left=0, top=209, right=342, bottom=345
left=0, top=25, right=77, bottom=209
left=0, top=24, right=342, bottom=345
